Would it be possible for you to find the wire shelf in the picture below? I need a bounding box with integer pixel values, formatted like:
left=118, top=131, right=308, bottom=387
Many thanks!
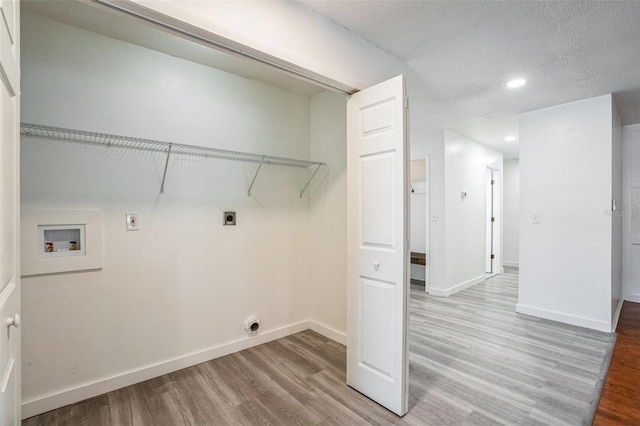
left=21, top=122, right=326, bottom=196
left=20, top=122, right=325, bottom=168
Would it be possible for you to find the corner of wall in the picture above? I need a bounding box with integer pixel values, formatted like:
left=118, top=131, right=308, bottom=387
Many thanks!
left=308, top=90, right=348, bottom=337
left=416, top=129, right=446, bottom=291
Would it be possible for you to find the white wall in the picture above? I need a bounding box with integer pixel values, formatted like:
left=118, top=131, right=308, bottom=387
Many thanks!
left=431, top=130, right=502, bottom=297
left=503, top=159, right=520, bottom=267
left=308, top=91, right=348, bottom=343
left=411, top=130, right=445, bottom=291
left=622, top=123, right=640, bottom=302
left=518, top=94, right=619, bottom=332
left=20, top=11, right=336, bottom=416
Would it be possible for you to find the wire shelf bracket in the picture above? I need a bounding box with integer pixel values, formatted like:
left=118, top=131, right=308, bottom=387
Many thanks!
left=300, top=163, right=323, bottom=198
left=21, top=122, right=327, bottom=196
left=247, top=156, right=265, bottom=196
left=160, top=143, right=172, bottom=195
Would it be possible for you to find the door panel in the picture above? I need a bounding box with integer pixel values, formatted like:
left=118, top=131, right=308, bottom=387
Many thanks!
left=0, top=83, right=15, bottom=288
left=347, top=75, right=408, bottom=416
left=1, top=282, right=19, bottom=425
left=361, top=97, right=395, bottom=135
left=0, top=0, right=20, bottom=423
left=362, top=152, right=396, bottom=247
left=361, top=277, right=395, bottom=377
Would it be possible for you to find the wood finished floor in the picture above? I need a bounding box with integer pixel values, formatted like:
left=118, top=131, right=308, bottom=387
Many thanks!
left=593, top=301, right=640, bottom=425
left=24, top=274, right=615, bottom=426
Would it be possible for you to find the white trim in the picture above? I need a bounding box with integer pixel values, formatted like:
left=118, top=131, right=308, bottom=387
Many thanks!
left=612, top=298, right=625, bottom=332
left=516, top=303, right=611, bottom=333
left=309, top=320, right=347, bottom=345
left=21, top=321, right=311, bottom=419
left=625, top=293, right=640, bottom=303
left=428, top=275, right=485, bottom=297
left=502, top=260, right=519, bottom=268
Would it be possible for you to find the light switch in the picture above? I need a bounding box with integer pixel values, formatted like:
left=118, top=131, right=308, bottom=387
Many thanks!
left=532, top=212, right=540, bottom=225
left=431, top=213, right=438, bottom=222
left=126, top=213, right=139, bottom=231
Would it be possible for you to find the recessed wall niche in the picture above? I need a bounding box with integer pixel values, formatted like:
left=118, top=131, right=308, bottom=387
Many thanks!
left=22, top=211, right=103, bottom=276
left=40, top=224, right=85, bottom=257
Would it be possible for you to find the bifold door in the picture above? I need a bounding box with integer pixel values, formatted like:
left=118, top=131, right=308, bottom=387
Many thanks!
left=346, top=75, right=409, bottom=416
left=0, top=0, right=21, bottom=423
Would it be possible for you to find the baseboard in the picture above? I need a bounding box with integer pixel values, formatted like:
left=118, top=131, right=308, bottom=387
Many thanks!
left=625, top=293, right=640, bottom=303
left=502, top=260, right=519, bottom=268
left=428, top=275, right=485, bottom=297
left=516, top=303, right=612, bottom=333
left=309, top=320, right=347, bottom=345
left=21, top=320, right=311, bottom=419
left=612, top=298, right=625, bottom=332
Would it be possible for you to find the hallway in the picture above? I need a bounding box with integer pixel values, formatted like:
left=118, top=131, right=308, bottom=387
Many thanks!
left=409, top=273, right=614, bottom=424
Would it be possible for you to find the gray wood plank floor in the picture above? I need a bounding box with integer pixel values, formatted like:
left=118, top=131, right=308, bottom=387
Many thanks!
left=24, top=273, right=614, bottom=425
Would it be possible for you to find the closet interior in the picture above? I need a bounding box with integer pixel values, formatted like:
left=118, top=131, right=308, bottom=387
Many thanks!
left=20, top=0, right=347, bottom=417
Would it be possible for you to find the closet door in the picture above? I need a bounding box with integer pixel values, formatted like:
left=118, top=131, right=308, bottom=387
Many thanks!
left=0, top=0, right=21, bottom=424
left=347, top=75, right=409, bottom=416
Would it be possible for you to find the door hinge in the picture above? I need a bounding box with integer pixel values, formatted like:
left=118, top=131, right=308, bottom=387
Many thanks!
left=491, top=179, right=495, bottom=185
left=404, top=96, right=409, bottom=109
left=491, top=217, right=495, bottom=222
left=491, top=254, right=495, bottom=259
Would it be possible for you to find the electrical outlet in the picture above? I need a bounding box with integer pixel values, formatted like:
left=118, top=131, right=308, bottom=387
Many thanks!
left=224, top=211, right=236, bottom=226
left=126, top=213, right=140, bottom=231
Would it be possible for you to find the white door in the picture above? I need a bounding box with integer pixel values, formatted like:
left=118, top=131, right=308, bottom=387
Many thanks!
left=347, top=75, right=409, bottom=416
left=0, top=0, right=21, bottom=424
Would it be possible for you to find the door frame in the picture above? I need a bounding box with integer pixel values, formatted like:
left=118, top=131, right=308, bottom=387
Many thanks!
left=486, top=167, right=502, bottom=276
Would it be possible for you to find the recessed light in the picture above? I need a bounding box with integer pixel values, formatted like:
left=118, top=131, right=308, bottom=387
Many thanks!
left=505, top=135, right=517, bottom=142
left=506, top=78, right=527, bottom=89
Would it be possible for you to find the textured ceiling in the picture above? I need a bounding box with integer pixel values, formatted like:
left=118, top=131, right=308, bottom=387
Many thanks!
left=301, top=0, right=640, bottom=158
